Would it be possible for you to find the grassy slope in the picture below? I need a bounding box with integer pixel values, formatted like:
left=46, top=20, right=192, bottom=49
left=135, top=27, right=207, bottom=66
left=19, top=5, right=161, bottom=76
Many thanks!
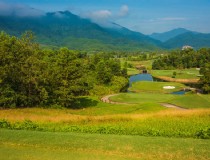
left=1, top=129, right=210, bottom=160
left=112, top=81, right=210, bottom=109
left=167, top=94, right=210, bottom=109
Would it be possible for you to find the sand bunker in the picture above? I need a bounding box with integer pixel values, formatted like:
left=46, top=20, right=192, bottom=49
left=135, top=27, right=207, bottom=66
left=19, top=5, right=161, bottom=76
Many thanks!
left=163, top=86, right=175, bottom=89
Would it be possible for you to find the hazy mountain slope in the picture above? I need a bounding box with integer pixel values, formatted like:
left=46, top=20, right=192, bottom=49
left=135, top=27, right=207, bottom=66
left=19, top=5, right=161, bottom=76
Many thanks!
left=150, top=28, right=191, bottom=42
left=0, top=11, right=162, bottom=51
left=163, top=32, right=210, bottom=49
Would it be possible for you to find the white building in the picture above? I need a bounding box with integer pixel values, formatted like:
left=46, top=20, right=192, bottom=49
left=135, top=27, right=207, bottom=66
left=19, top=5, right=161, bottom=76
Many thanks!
left=182, top=45, right=193, bottom=50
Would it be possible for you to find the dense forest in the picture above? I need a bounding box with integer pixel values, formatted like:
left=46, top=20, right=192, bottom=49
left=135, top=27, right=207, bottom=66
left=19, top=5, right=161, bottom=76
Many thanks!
left=0, top=32, right=128, bottom=108
left=152, top=48, right=210, bottom=93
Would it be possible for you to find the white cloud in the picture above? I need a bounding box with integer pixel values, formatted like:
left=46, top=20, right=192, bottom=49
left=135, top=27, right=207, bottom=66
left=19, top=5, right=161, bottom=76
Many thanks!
left=0, top=2, right=45, bottom=17
left=89, top=10, right=112, bottom=20
left=118, top=5, right=129, bottom=17
left=81, top=5, right=129, bottom=28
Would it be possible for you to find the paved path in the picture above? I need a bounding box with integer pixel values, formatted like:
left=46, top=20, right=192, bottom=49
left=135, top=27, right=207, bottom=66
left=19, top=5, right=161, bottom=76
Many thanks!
left=101, top=94, right=187, bottom=110
left=160, top=103, right=187, bottom=110
left=101, top=94, right=130, bottom=105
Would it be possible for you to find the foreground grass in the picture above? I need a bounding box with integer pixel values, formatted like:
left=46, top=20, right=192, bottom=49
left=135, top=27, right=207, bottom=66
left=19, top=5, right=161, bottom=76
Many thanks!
left=0, top=108, right=209, bottom=139
left=0, top=129, right=209, bottom=160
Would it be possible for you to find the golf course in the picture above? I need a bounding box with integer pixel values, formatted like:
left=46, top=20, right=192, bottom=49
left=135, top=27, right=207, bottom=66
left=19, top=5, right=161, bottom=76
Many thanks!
left=1, top=71, right=210, bottom=160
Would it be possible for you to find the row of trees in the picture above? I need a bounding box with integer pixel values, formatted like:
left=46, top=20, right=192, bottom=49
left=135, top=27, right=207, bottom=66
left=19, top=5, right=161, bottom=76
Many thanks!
left=0, top=32, right=128, bottom=108
left=152, top=48, right=210, bottom=70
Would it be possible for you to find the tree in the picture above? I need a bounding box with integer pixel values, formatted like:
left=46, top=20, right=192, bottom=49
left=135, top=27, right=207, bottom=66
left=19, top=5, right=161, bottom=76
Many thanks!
left=200, top=63, right=210, bottom=93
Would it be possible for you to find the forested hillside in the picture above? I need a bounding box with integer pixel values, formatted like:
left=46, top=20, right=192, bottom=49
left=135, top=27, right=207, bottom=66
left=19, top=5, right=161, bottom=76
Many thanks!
left=0, top=32, right=128, bottom=108
left=0, top=11, right=161, bottom=52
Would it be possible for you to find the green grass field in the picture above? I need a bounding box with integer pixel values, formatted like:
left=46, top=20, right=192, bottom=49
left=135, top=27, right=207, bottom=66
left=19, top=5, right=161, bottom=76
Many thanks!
left=110, top=93, right=210, bottom=109
left=151, top=69, right=200, bottom=79
left=1, top=129, right=210, bottom=160
left=129, top=81, right=186, bottom=93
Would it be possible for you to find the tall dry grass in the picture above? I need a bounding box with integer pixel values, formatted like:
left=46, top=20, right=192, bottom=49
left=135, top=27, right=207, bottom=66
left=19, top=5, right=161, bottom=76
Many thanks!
left=0, top=108, right=209, bottom=123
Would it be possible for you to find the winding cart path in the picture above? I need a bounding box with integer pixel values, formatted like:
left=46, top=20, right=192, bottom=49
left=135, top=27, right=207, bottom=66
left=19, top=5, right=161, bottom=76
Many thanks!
left=101, top=94, right=187, bottom=110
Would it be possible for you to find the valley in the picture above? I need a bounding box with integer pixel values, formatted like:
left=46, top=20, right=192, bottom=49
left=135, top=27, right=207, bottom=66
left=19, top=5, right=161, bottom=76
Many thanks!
left=0, top=1, right=210, bottom=159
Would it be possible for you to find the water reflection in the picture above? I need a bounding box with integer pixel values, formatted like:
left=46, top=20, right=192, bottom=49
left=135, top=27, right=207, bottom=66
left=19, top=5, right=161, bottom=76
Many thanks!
left=129, top=74, right=153, bottom=86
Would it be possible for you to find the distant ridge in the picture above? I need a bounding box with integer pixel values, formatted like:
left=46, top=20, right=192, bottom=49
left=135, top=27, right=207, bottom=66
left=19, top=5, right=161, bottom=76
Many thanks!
left=163, top=32, right=210, bottom=49
left=150, top=28, right=192, bottom=42
left=1, top=10, right=210, bottom=51
left=0, top=11, right=162, bottom=51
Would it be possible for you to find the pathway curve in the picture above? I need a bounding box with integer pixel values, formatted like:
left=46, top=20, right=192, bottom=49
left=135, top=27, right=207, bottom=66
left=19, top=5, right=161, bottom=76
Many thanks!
left=101, top=94, right=130, bottom=105
left=159, top=103, right=187, bottom=110
left=101, top=94, right=188, bottom=110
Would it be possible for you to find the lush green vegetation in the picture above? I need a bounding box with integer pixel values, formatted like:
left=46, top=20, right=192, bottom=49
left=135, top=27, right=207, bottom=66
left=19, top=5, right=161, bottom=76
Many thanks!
left=0, top=31, right=210, bottom=160
left=0, top=32, right=128, bottom=108
left=152, top=48, right=210, bottom=70
left=0, top=108, right=210, bottom=139
left=200, top=63, right=210, bottom=93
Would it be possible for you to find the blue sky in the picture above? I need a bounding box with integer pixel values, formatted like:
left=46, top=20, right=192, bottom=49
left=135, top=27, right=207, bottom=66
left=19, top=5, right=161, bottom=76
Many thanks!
left=0, top=0, right=210, bottom=34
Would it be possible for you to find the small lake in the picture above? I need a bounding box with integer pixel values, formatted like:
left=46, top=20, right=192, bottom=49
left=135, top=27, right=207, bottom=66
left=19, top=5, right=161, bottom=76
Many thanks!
left=129, top=74, right=153, bottom=86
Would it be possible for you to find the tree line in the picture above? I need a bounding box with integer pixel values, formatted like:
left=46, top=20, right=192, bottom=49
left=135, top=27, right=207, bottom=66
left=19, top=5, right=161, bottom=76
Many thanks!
left=0, top=32, right=128, bottom=108
left=152, top=48, right=210, bottom=70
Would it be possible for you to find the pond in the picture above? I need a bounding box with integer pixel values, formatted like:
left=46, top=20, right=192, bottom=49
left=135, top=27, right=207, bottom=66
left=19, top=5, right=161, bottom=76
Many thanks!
left=129, top=74, right=153, bottom=86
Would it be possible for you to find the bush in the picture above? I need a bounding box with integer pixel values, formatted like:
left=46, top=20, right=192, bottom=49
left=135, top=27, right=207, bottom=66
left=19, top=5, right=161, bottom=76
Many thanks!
left=195, top=127, right=210, bottom=139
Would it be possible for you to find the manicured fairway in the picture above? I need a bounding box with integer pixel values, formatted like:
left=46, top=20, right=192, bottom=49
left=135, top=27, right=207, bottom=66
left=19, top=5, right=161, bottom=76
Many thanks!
left=129, top=81, right=186, bottom=93
left=0, top=129, right=210, bottom=160
left=110, top=93, right=210, bottom=109
left=167, top=94, right=210, bottom=109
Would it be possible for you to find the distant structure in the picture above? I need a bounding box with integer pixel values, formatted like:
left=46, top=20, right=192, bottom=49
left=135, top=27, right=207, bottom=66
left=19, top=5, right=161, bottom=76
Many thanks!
left=182, top=45, right=193, bottom=50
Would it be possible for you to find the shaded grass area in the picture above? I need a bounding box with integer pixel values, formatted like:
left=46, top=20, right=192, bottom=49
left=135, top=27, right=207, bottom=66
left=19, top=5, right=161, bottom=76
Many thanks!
left=129, top=81, right=186, bottom=93
left=0, top=129, right=210, bottom=160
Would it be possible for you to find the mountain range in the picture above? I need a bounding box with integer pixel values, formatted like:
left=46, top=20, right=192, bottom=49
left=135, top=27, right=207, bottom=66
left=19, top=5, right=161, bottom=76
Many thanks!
left=149, top=28, right=193, bottom=42
left=0, top=11, right=210, bottom=51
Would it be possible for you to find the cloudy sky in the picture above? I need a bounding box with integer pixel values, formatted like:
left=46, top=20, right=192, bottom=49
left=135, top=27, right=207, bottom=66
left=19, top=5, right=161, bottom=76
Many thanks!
left=0, top=0, right=210, bottom=34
